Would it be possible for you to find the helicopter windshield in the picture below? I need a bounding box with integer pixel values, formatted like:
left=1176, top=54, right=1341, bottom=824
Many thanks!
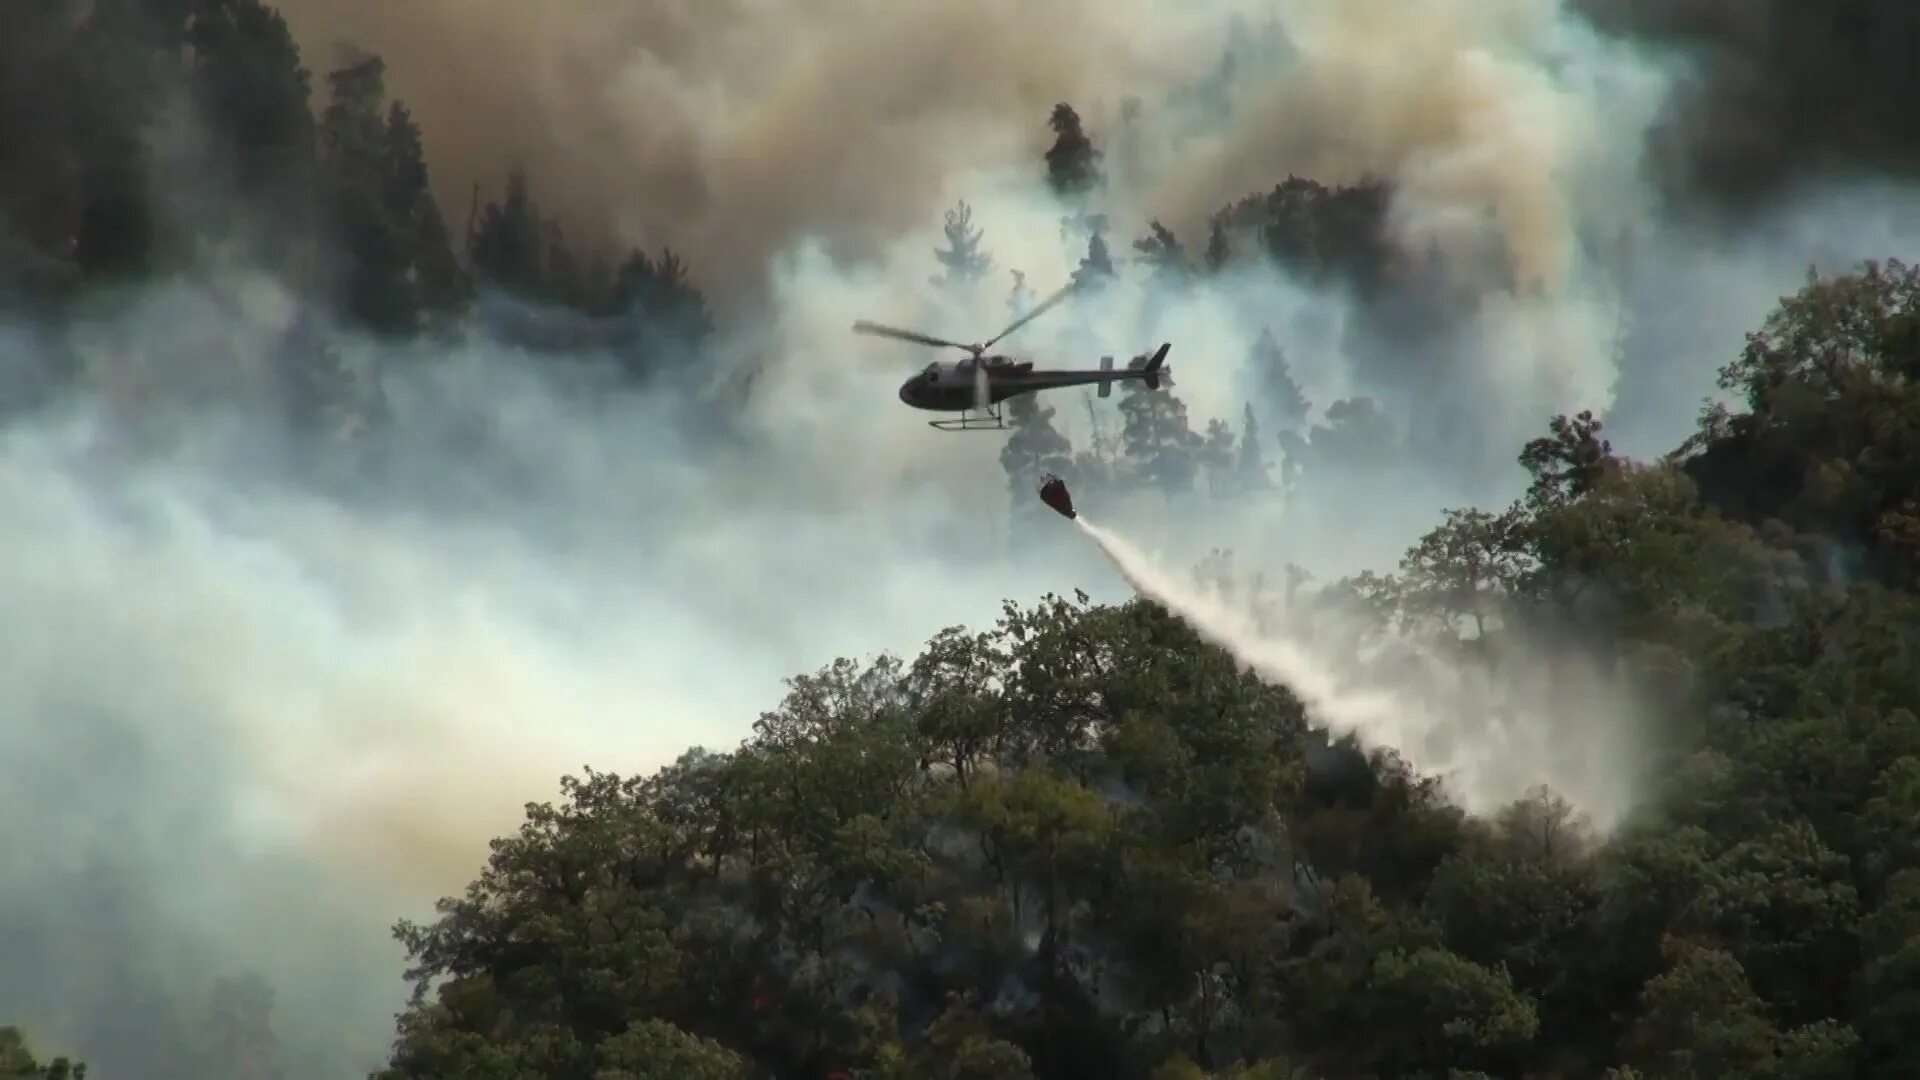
left=921, top=363, right=940, bottom=379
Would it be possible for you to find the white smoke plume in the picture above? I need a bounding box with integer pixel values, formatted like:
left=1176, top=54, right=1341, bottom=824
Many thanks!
left=1075, top=515, right=1650, bottom=831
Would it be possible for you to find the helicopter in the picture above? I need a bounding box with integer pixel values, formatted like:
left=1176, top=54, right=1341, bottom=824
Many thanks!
left=851, top=280, right=1173, bottom=431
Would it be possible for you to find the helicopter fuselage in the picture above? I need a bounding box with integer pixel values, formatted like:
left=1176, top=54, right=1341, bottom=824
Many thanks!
left=896, top=355, right=1165, bottom=412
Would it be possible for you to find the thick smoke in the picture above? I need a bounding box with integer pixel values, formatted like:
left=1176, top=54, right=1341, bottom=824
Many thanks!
left=9, top=1, right=1920, bottom=1077
left=275, top=1, right=1661, bottom=302
left=1571, top=0, right=1920, bottom=210
left=274, top=0, right=1255, bottom=301
left=0, top=268, right=1089, bottom=1078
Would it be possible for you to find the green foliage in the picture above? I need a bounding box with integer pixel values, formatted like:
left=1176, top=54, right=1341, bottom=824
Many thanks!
left=1681, top=258, right=1920, bottom=585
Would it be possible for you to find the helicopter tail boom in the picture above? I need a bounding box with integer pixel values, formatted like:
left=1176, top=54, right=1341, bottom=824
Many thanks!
left=1128, top=343, right=1172, bottom=390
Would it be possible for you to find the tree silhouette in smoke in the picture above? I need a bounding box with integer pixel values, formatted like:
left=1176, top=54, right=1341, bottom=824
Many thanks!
left=1236, top=402, right=1275, bottom=494
left=185, top=0, right=319, bottom=265
left=1245, top=326, right=1310, bottom=433
left=1117, top=375, right=1202, bottom=498
left=1005, top=268, right=1036, bottom=317
left=1203, top=218, right=1232, bottom=274
left=1071, top=230, right=1117, bottom=292
left=1044, top=102, right=1102, bottom=199
left=468, top=170, right=556, bottom=302
left=931, top=200, right=993, bottom=290
left=1132, top=221, right=1189, bottom=288
left=317, top=54, right=465, bottom=337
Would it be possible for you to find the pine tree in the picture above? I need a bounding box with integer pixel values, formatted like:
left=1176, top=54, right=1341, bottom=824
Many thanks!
left=318, top=55, right=410, bottom=333
left=1072, top=391, right=1122, bottom=502
left=1238, top=402, right=1273, bottom=492
left=277, top=308, right=367, bottom=442
left=1133, top=220, right=1190, bottom=288
left=1044, top=103, right=1103, bottom=199
left=1247, top=326, right=1309, bottom=430
left=1204, top=218, right=1231, bottom=273
left=317, top=56, right=467, bottom=336
left=62, top=0, right=173, bottom=280
left=382, top=101, right=467, bottom=326
left=931, top=200, right=993, bottom=288
left=1117, top=379, right=1202, bottom=496
left=1072, top=230, right=1117, bottom=292
left=1200, top=416, right=1236, bottom=496
left=545, top=232, right=586, bottom=309
left=185, top=0, right=317, bottom=250
left=1277, top=429, right=1306, bottom=493
left=607, top=247, right=715, bottom=378
left=469, top=170, right=550, bottom=300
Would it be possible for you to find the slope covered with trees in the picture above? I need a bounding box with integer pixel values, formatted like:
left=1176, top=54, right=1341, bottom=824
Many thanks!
left=366, top=264, right=1920, bottom=1078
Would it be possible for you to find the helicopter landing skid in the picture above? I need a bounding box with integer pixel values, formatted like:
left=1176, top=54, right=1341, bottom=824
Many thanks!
left=928, top=406, right=1007, bottom=432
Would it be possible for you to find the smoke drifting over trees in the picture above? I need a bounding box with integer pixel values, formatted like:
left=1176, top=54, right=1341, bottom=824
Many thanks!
left=3, top=1, right=1920, bottom=1078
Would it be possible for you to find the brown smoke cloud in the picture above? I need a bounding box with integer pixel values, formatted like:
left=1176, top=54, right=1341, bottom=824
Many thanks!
left=278, top=0, right=1229, bottom=300
left=276, top=0, right=1667, bottom=305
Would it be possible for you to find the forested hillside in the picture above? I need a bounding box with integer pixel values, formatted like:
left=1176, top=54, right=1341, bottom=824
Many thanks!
left=4, top=3, right=1919, bottom=1079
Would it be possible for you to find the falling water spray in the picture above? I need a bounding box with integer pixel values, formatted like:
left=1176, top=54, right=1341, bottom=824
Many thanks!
left=1074, top=515, right=1409, bottom=751
left=1044, top=475, right=1647, bottom=828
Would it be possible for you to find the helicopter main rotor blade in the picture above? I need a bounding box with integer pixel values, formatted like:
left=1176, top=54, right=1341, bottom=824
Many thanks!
left=979, top=280, right=1078, bottom=351
left=852, top=320, right=975, bottom=352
